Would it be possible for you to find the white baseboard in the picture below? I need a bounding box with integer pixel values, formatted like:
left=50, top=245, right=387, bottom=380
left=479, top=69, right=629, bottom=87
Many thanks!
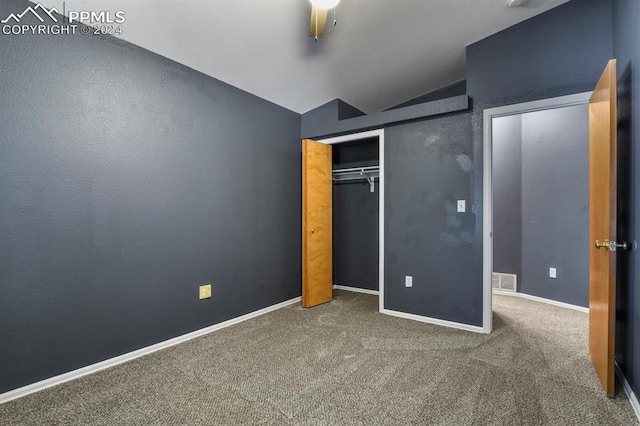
left=493, top=289, right=589, bottom=314
left=0, top=296, right=302, bottom=405
left=616, top=362, right=640, bottom=422
left=333, top=284, right=379, bottom=295
left=380, top=308, right=486, bottom=334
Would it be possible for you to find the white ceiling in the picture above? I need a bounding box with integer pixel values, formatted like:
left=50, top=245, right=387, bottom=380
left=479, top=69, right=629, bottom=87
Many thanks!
left=40, top=0, right=570, bottom=114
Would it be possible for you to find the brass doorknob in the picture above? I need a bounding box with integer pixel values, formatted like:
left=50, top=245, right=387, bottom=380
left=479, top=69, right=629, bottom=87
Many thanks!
left=311, top=229, right=315, bottom=234
left=595, top=240, right=628, bottom=252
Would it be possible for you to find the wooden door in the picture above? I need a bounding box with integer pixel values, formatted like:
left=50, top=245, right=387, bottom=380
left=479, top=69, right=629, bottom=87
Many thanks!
left=302, top=139, right=333, bottom=307
left=589, top=59, right=618, bottom=397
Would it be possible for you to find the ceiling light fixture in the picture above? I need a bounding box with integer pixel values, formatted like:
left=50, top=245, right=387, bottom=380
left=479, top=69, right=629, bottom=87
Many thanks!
left=310, top=0, right=340, bottom=9
left=507, top=0, right=529, bottom=7
left=309, top=0, right=340, bottom=41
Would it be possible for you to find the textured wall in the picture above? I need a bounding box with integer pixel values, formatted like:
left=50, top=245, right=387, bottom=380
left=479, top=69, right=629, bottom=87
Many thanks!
left=466, top=0, right=612, bottom=324
left=492, top=115, right=522, bottom=278
left=613, top=0, right=640, bottom=402
left=466, top=0, right=612, bottom=110
left=385, top=114, right=481, bottom=326
left=520, top=105, right=589, bottom=307
left=301, top=96, right=469, bottom=140
left=383, top=0, right=611, bottom=328
left=333, top=185, right=379, bottom=291
left=387, top=80, right=467, bottom=110
left=382, top=0, right=611, bottom=328
left=0, top=0, right=301, bottom=394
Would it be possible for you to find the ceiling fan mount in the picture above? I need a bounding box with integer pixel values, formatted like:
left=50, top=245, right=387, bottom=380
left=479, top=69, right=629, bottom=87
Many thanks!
left=309, top=0, right=340, bottom=41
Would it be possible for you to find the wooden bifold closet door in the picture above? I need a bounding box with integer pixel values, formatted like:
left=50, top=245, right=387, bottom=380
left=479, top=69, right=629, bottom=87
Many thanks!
left=302, top=139, right=333, bottom=308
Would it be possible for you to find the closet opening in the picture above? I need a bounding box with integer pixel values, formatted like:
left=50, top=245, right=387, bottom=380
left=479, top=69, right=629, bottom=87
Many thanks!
left=318, top=129, right=385, bottom=311
left=332, top=137, right=380, bottom=294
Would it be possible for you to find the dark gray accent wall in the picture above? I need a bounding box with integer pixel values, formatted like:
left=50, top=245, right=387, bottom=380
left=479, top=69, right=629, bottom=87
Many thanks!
left=520, top=105, right=589, bottom=307
left=332, top=138, right=379, bottom=169
left=492, top=115, right=522, bottom=278
left=333, top=140, right=379, bottom=291
left=465, top=0, right=612, bottom=326
left=301, top=99, right=366, bottom=139
left=301, top=95, right=469, bottom=139
left=383, top=0, right=611, bottom=327
left=467, top=0, right=612, bottom=110
left=338, top=100, right=366, bottom=120
left=333, top=186, right=379, bottom=290
left=613, top=0, right=640, bottom=403
left=387, top=80, right=467, bottom=110
left=385, top=113, right=480, bottom=325
left=0, top=0, right=301, bottom=394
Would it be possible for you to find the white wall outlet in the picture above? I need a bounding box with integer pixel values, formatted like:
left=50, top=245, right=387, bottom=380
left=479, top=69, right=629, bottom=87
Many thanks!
left=549, top=268, right=557, bottom=279
left=457, top=200, right=466, bottom=213
left=405, top=276, right=413, bottom=287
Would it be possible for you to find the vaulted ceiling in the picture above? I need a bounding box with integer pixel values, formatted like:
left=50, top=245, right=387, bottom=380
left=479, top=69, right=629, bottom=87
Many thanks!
left=41, top=0, right=571, bottom=113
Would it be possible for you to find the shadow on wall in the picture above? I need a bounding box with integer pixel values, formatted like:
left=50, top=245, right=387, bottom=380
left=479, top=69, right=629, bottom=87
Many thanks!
left=615, top=62, right=634, bottom=374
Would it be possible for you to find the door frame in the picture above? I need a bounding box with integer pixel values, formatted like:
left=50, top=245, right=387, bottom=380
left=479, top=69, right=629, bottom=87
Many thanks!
left=316, top=128, right=385, bottom=313
left=482, top=92, right=592, bottom=334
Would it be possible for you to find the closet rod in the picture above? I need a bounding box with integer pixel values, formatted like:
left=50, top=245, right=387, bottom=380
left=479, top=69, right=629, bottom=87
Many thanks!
left=332, top=165, right=379, bottom=174
left=332, top=165, right=379, bottom=192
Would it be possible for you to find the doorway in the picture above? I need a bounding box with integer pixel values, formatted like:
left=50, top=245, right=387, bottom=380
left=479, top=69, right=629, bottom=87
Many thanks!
left=482, top=92, right=592, bottom=333
left=316, top=129, right=385, bottom=312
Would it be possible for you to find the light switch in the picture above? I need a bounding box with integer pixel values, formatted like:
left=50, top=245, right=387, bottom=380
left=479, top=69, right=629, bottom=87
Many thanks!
left=549, top=268, right=557, bottom=279
left=457, top=200, right=466, bottom=213
left=405, top=276, right=413, bottom=288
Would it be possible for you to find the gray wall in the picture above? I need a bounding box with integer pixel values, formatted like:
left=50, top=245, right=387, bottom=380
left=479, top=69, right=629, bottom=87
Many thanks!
left=385, top=113, right=480, bottom=325
left=613, top=0, right=640, bottom=403
left=333, top=185, right=379, bottom=291
left=466, top=0, right=612, bottom=109
left=387, top=80, right=467, bottom=110
left=466, top=0, right=612, bottom=324
left=0, top=0, right=301, bottom=394
left=492, top=115, right=522, bottom=278
left=520, top=105, right=589, bottom=307
left=333, top=140, right=379, bottom=291
left=383, top=0, right=610, bottom=327
left=301, top=95, right=469, bottom=140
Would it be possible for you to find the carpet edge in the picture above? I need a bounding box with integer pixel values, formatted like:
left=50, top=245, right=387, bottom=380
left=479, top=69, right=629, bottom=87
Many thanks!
left=0, top=296, right=302, bottom=405
left=616, top=362, right=640, bottom=423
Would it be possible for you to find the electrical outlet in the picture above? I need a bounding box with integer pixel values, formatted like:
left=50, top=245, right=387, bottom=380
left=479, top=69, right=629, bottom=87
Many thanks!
left=457, top=200, right=466, bottom=213
left=199, top=284, right=212, bottom=299
left=549, top=268, right=557, bottom=279
left=405, top=276, right=413, bottom=288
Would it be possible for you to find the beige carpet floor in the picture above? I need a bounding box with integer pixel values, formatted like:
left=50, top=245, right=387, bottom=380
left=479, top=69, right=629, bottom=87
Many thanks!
left=0, top=290, right=637, bottom=425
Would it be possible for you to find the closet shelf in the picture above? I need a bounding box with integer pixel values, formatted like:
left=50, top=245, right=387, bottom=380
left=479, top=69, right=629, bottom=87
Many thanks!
left=332, top=166, right=379, bottom=192
left=332, top=166, right=379, bottom=181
